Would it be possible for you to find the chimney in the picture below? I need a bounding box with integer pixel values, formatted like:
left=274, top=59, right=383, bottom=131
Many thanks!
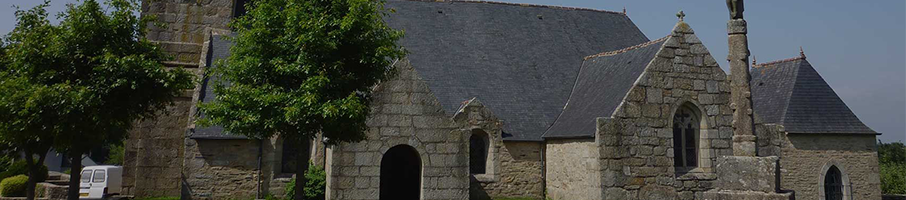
left=726, top=0, right=757, bottom=157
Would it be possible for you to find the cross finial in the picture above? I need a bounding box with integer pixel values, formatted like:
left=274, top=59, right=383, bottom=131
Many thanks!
left=800, top=46, right=806, bottom=58
left=677, top=10, right=686, bottom=21
left=623, top=7, right=627, bottom=15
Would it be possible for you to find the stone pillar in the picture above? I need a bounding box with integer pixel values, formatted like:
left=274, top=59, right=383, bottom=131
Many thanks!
left=726, top=4, right=757, bottom=157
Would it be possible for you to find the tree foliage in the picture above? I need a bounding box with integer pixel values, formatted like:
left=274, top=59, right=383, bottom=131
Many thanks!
left=879, top=141, right=906, bottom=194
left=0, top=0, right=194, bottom=199
left=197, top=0, right=405, bottom=143
left=197, top=0, right=404, bottom=199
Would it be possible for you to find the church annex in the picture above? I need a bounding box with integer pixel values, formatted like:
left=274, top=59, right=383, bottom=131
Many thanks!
left=122, top=0, right=882, bottom=199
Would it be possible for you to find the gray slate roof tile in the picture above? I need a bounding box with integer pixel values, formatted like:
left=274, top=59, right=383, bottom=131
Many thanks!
left=191, top=0, right=650, bottom=140
left=751, top=58, right=876, bottom=134
left=541, top=38, right=664, bottom=139
left=384, top=0, right=648, bottom=141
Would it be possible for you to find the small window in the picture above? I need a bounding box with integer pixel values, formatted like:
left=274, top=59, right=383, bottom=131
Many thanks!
left=673, top=103, right=699, bottom=168
left=233, top=0, right=254, bottom=18
left=470, top=130, right=489, bottom=174
left=80, top=170, right=92, bottom=183
left=282, top=140, right=298, bottom=173
left=92, top=170, right=106, bottom=183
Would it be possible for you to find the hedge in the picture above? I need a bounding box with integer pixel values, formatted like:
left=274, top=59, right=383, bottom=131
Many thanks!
left=0, top=175, right=28, bottom=197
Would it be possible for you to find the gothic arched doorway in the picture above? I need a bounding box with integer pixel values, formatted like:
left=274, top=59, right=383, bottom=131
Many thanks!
left=824, top=166, right=844, bottom=200
left=380, top=145, right=421, bottom=200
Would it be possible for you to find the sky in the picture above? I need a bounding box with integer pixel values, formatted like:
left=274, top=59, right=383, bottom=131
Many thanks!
left=1, top=0, right=904, bottom=143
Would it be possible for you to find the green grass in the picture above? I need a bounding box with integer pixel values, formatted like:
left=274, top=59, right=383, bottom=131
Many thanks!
left=492, top=197, right=543, bottom=200
left=132, top=197, right=179, bottom=200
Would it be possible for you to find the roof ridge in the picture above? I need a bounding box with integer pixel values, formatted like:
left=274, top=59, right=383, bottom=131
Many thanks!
left=402, top=0, right=626, bottom=15
left=753, top=55, right=806, bottom=68
left=583, top=35, right=668, bottom=60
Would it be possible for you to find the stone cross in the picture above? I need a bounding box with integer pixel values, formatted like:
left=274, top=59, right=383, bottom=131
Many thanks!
left=726, top=0, right=757, bottom=157
left=676, top=10, right=685, bottom=21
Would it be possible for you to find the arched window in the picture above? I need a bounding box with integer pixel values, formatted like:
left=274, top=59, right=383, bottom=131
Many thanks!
left=470, top=130, right=489, bottom=174
left=825, top=166, right=844, bottom=200
left=673, top=103, right=699, bottom=168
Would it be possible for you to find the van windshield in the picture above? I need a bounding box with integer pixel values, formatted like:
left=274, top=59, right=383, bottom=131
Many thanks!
left=80, top=170, right=92, bottom=183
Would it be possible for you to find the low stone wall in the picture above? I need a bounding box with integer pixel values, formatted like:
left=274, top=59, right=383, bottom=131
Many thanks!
left=779, top=134, right=881, bottom=200
left=476, top=141, right=543, bottom=199
left=545, top=138, right=600, bottom=200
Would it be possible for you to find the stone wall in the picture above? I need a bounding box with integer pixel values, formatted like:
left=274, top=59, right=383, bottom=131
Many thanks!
left=597, top=22, right=734, bottom=200
left=123, top=97, right=192, bottom=197
left=477, top=141, right=544, bottom=199
left=141, top=0, right=232, bottom=63
left=182, top=139, right=262, bottom=199
left=545, top=139, right=600, bottom=200
left=779, top=134, right=881, bottom=200
left=325, top=59, right=469, bottom=200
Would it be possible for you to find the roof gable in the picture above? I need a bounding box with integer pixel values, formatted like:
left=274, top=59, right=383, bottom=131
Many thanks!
left=384, top=0, right=649, bottom=141
left=542, top=38, right=665, bottom=139
left=751, top=58, right=876, bottom=134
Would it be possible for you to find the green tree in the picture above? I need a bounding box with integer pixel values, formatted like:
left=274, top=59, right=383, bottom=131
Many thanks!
left=0, top=3, right=69, bottom=199
left=879, top=141, right=906, bottom=194
left=197, top=0, right=405, bottom=199
left=0, top=0, right=194, bottom=199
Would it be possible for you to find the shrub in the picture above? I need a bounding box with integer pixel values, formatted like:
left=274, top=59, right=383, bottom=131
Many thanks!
left=0, top=175, right=28, bottom=197
left=285, top=163, right=326, bottom=200
left=0, top=160, right=48, bottom=182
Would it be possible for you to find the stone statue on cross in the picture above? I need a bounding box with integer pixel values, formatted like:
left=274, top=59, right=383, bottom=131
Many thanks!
left=726, top=0, right=744, bottom=19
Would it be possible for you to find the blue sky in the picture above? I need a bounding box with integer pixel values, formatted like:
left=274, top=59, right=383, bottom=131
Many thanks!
left=1, top=0, right=904, bottom=142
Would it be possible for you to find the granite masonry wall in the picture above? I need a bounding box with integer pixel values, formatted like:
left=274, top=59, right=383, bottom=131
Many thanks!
left=182, top=139, right=261, bottom=199
left=141, top=0, right=232, bottom=63
left=545, top=139, right=600, bottom=200
left=476, top=141, right=544, bottom=199
left=597, top=22, right=735, bottom=200
left=779, top=134, right=881, bottom=200
left=123, top=98, right=192, bottom=197
left=324, top=59, right=469, bottom=200
left=125, top=0, right=236, bottom=196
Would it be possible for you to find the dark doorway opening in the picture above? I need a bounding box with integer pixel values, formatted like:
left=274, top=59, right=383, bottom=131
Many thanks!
left=380, top=145, right=421, bottom=200
left=825, top=166, right=844, bottom=200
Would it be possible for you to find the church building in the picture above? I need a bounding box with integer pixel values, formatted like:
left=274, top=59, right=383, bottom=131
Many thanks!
left=122, top=0, right=881, bottom=199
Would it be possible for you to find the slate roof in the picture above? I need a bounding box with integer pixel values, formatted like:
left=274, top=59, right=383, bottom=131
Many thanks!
left=191, top=34, right=248, bottom=139
left=542, top=37, right=666, bottom=139
left=191, top=0, right=650, bottom=140
left=384, top=0, right=649, bottom=141
left=751, top=57, right=877, bottom=134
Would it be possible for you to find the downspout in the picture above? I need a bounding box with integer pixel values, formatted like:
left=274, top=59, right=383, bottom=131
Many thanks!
left=256, top=139, right=264, bottom=199
left=540, top=140, right=546, bottom=198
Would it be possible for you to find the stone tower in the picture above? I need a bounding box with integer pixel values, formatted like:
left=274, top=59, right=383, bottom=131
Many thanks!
left=726, top=0, right=757, bottom=156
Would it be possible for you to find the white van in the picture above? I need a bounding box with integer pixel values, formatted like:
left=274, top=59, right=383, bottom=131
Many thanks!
left=79, top=166, right=123, bottom=199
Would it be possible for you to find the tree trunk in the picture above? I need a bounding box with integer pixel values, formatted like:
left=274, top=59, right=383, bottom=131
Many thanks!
left=294, top=138, right=311, bottom=200
left=24, top=149, right=36, bottom=200
left=67, top=150, right=82, bottom=200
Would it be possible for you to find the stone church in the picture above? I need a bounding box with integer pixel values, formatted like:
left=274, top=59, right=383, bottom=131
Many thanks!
left=123, top=0, right=882, bottom=199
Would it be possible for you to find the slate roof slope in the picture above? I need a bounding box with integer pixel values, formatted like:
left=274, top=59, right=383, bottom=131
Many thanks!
left=384, top=0, right=649, bottom=141
left=191, top=34, right=248, bottom=139
left=541, top=37, right=665, bottom=139
left=751, top=57, right=876, bottom=134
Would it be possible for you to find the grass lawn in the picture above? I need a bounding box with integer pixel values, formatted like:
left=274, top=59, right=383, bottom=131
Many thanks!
left=132, top=197, right=180, bottom=200
left=492, top=197, right=544, bottom=200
